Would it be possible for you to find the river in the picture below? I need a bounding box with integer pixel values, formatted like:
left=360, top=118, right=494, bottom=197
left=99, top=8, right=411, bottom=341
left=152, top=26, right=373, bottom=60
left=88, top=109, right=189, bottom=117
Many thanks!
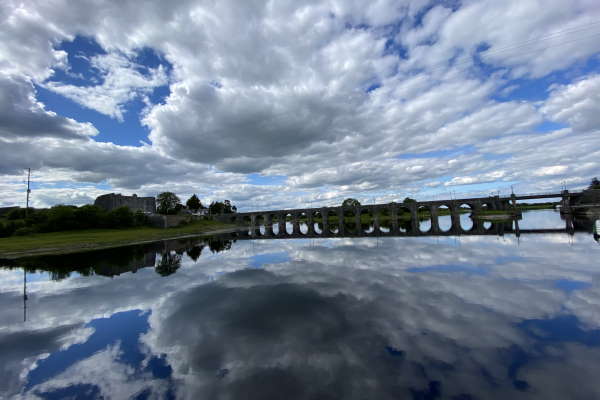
left=1, top=210, right=599, bottom=399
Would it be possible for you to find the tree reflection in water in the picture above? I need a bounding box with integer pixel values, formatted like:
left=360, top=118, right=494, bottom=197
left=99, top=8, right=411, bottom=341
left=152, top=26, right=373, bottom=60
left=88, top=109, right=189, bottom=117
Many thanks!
left=155, top=252, right=182, bottom=277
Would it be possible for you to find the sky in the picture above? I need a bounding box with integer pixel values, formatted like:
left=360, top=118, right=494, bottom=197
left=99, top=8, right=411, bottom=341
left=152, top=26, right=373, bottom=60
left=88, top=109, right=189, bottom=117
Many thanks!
left=1, top=0, right=600, bottom=211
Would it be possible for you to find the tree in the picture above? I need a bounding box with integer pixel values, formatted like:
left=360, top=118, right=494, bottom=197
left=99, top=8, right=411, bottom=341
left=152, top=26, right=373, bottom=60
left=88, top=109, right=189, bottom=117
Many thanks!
left=589, top=177, right=600, bottom=190
left=342, top=198, right=361, bottom=207
left=157, top=192, right=182, bottom=215
left=186, top=194, right=203, bottom=212
left=7, top=208, right=27, bottom=220
left=208, top=200, right=237, bottom=214
left=106, top=207, right=134, bottom=228
left=74, top=205, right=106, bottom=229
left=403, top=197, right=417, bottom=205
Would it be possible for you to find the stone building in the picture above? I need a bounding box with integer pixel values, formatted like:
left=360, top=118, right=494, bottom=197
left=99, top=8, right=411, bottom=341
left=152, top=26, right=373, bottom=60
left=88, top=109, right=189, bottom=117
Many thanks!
left=94, top=193, right=156, bottom=213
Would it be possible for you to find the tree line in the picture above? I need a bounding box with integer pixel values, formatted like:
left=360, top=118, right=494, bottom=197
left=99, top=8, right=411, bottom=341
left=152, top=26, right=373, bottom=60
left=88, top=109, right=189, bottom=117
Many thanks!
left=156, top=192, right=237, bottom=215
left=0, top=205, right=149, bottom=237
left=0, top=192, right=239, bottom=238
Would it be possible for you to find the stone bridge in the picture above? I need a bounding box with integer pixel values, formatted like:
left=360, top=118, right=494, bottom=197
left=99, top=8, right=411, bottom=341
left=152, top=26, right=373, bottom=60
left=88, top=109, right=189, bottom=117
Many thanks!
left=215, top=191, right=580, bottom=239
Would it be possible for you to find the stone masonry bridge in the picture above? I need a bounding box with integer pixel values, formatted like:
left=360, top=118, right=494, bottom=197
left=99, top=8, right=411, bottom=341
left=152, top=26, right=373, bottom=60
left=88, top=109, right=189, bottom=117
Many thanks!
left=215, top=191, right=581, bottom=238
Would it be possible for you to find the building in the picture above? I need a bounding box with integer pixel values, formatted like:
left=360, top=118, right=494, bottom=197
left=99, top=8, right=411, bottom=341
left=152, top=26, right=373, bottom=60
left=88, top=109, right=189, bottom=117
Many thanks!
left=94, top=193, right=156, bottom=213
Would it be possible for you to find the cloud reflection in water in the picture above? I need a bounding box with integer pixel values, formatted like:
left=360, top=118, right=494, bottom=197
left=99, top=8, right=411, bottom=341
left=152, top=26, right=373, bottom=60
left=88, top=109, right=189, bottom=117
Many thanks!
left=1, top=215, right=600, bottom=398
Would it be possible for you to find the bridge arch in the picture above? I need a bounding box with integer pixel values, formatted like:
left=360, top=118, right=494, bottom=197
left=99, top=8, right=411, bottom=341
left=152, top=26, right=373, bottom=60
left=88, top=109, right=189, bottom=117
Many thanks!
left=312, top=210, right=323, bottom=234
left=270, top=213, right=280, bottom=236
left=417, top=205, right=432, bottom=233
left=437, top=204, right=452, bottom=232
left=256, top=214, right=266, bottom=236
left=284, top=212, right=293, bottom=235
left=483, top=220, right=493, bottom=231
left=396, top=205, right=411, bottom=233
left=327, top=209, right=339, bottom=234
left=299, top=211, right=308, bottom=235
left=378, top=206, right=391, bottom=233
left=458, top=203, right=474, bottom=232
left=360, top=207, right=374, bottom=234
left=343, top=207, right=359, bottom=235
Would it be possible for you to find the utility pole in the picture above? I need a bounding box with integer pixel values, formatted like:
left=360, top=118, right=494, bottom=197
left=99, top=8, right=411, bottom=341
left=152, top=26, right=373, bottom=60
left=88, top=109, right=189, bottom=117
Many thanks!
left=23, top=269, right=27, bottom=322
left=25, top=168, right=31, bottom=218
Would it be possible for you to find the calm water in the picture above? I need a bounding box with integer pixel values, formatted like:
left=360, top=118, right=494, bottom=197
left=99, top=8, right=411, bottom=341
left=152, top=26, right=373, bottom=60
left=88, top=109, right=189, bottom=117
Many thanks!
left=1, top=210, right=600, bottom=399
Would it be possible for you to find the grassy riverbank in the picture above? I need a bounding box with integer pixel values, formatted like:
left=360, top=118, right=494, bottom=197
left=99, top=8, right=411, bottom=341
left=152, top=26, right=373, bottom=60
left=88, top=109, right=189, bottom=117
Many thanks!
left=0, top=220, right=235, bottom=258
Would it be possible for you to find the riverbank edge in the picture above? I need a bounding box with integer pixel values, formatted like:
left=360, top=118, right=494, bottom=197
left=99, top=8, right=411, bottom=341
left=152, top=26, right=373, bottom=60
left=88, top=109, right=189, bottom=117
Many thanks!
left=0, top=223, right=243, bottom=260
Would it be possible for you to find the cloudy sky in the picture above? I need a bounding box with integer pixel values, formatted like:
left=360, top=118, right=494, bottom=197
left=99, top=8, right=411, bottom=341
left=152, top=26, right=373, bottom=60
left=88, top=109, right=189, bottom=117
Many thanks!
left=1, top=0, right=600, bottom=210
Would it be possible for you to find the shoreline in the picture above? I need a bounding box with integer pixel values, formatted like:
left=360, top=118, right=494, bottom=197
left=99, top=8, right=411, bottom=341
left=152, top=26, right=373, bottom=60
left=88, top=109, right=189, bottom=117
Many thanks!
left=0, top=223, right=242, bottom=260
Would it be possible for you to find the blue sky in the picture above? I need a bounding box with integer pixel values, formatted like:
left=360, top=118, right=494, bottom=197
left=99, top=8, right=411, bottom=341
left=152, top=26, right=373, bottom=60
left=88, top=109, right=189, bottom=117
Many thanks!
left=1, top=1, right=600, bottom=210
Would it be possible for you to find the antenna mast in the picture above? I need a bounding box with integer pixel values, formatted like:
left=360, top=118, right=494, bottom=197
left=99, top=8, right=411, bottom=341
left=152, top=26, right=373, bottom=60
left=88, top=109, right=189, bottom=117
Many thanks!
left=25, top=168, right=31, bottom=218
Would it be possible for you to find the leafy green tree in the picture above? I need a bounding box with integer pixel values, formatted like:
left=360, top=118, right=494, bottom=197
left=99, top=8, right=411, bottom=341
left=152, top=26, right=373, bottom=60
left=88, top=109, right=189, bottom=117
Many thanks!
left=74, top=205, right=106, bottom=229
left=106, top=207, right=135, bottom=228
left=342, top=198, right=361, bottom=207
left=7, top=208, right=27, bottom=220
left=589, top=177, right=600, bottom=190
left=208, top=200, right=237, bottom=214
left=157, top=192, right=182, bottom=215
left=42, top=205, right=78, bottom=232
left=403, top=197, right=417, bottom=205
left=186, top=194, right=203, bottom=212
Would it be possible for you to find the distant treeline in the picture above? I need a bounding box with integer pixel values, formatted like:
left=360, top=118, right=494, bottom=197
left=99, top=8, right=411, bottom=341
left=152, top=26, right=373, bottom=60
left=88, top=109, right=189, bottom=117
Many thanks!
left=0, top=205, right=149, bottom=238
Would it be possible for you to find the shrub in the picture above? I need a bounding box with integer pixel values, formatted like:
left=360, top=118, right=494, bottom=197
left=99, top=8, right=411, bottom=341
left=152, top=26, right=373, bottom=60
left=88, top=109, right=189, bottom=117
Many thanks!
left=0, top=220, right=25, bottom=237
left=7, top=208, right=27, bottom=220
left=74, top=205, right=106, bottom=229
left=41, top=205, right=78, bottom=232
left=106, top=207, right=135, bottom=228
left=14, top=227, right=36, bottom=236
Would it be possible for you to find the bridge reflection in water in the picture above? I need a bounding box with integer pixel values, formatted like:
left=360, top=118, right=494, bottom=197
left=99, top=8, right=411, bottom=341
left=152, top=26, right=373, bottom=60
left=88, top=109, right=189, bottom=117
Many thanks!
left=225, top=212, right=578, bottom=240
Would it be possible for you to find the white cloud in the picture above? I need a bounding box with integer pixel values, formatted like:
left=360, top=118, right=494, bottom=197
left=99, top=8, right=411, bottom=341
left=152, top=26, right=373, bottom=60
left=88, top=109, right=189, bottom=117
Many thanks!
left=1, top=0, right=600, bottom=208
left=45, top=52, right=168, bottom=121
left=542, top=74, right=600, bottom=131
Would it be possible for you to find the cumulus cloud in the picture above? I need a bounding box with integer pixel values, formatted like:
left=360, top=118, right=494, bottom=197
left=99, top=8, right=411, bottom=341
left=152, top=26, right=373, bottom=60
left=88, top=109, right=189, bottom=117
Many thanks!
left=0, top=74, right=97, bottom=140
left=542, top=74, right=600, bottom=132
left=1, top=0, right=600, bottom=208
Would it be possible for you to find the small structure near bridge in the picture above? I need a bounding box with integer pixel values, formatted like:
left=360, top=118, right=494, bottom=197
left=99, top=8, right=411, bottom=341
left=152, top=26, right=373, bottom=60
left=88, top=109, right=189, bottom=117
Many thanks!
left=94, top=193, right=156, bottom=213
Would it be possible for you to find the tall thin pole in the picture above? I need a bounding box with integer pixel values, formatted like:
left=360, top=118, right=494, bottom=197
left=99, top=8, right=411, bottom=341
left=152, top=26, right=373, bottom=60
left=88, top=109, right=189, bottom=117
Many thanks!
left=23, top=269, right=27, bottom=322
left=25, top=168, right=31, bottom=218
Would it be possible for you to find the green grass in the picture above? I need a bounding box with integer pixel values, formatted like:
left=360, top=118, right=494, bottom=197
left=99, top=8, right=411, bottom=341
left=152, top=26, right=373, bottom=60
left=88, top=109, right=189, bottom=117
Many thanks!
left=0, top=220, right=234, bottom=258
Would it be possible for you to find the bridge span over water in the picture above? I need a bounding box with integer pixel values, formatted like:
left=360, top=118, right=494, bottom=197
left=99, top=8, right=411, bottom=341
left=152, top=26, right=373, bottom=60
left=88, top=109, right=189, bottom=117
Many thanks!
left=215, top=191, right=582, bottom=238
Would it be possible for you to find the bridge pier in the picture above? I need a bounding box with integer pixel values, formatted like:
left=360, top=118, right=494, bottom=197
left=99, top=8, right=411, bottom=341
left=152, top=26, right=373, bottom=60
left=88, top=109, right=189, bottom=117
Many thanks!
left=337, top=208, right=345, bottom=235
left=561, top=190, right=572, bottom=214
left=278, top=213, right=286, bottom=236
left=307, top=212, right=315, bottom=234
left=409, top=204, right=418, bottom=234
left=321, top=208, right=329, bottom=234
left=250, top=214, right=259, bottom=237
left=372, top=206, right=380, bottom=234
left=390, top=206, right=399, bottom=234
left=264, top=213, right=273, bottom=236
left=430, top=205, right=440, bottom=234
left=354, top=207, right=361, bottom=235
left=450, top=204, right=461, bottom=231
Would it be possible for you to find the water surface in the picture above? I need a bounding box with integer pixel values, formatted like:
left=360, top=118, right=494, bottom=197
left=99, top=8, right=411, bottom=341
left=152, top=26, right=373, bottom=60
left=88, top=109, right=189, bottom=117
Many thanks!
left=1, top=210, right=599, bottom=399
